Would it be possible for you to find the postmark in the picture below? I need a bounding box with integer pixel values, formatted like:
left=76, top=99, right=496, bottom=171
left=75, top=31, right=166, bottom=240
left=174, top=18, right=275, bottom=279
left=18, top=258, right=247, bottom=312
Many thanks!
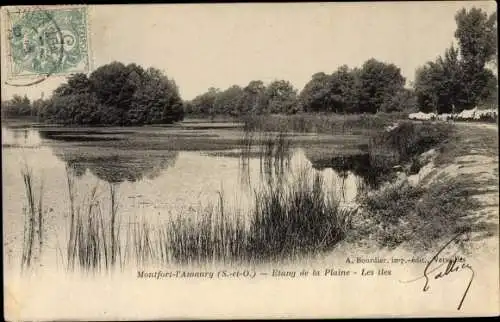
left=4, top=5, right=90, bottom=86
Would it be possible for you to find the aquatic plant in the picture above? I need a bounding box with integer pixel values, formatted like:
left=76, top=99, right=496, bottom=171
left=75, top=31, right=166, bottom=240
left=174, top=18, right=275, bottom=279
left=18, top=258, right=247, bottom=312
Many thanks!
left=20, top=165, right=45, bottom=271
left=65, top=170, right=122, bottom=273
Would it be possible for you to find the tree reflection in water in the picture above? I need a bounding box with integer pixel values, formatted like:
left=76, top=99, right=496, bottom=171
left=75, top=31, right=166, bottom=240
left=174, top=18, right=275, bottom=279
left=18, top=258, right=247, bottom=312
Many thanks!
left=50, top=146, right=179, bottom=184
left=306, top=152, right=385, bottom=189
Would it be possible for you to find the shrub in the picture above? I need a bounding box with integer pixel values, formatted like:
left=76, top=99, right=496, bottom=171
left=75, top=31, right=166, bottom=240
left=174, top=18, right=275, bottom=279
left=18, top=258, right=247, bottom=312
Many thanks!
left=368, top=121, right=453, bottom=169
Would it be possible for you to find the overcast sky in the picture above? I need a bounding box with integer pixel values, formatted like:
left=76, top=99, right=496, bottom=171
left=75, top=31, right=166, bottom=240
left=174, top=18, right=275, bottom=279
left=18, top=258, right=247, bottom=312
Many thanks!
left=1, top=1, right=497, bottom=101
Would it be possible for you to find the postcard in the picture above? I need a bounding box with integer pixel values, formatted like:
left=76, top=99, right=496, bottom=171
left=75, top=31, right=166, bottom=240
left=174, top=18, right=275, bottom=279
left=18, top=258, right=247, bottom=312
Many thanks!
left=2, top=2, right=498, bottom=320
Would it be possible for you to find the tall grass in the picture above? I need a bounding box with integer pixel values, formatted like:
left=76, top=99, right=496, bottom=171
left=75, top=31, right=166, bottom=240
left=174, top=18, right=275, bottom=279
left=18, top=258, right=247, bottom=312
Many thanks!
left=163, top=192, right=248, bottom=265
left=247, top=170, right=354, bottom=262
left=240, top=127, right=292, bottom=187
left=155, top=169, right=353, bottom=264
left=19, top=158, right=352, bottom=272
left=242, top=112, right=408, bottom=134
left=20, top=165, right=45, bottom=271
left=258, top=131, right=292, bottom=185
left=57, top=166, right=354, bottom=270
left=65, top=168, right=122, bottom=273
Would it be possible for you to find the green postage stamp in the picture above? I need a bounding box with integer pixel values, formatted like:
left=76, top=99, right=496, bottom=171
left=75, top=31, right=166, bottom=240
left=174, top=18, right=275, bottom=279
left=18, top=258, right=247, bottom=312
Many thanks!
left=4, top=5, right=90, bottom=80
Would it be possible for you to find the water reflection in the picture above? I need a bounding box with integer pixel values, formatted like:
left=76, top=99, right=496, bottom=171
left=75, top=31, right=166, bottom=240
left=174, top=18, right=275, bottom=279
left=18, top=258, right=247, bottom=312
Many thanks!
left=305, top=152, right=385, bottom=188
left=237, top=145, right=381, bottom=203
left=1, top=127, right=42, bottom=148
left=50, top=146, right=179, bottom=184
left=239, top=153, right=291, bottom=191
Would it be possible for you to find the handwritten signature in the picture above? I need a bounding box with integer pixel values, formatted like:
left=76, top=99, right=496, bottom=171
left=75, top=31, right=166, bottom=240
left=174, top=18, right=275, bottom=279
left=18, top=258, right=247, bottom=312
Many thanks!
left=401, top=232, right=475, bottom=310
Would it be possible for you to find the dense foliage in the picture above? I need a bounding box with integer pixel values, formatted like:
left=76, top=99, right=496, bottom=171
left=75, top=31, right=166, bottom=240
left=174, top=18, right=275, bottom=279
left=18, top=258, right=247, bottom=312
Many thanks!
left=187, top=59, right=412, bottom=116
left=186, top=7, right=496, bottom=117
left=43, top=62, right=184, bottom=125
left=186, top=80, right=298, bottom=116
left=415, top=8, right=498, bottom=113
left=2, top=62, right=184, bottom=125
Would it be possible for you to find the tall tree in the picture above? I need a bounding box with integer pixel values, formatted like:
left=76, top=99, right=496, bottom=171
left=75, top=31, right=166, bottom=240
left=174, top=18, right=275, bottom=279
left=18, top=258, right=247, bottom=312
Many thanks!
left=1, top=94, right=33, bottom=118
left=190, top=87, right=220, bottom=116
left=327, top=65, right=359, bottom=113
left=415, top=7, right=497, bottom=113
left=455, top=8, right=498, bottom=109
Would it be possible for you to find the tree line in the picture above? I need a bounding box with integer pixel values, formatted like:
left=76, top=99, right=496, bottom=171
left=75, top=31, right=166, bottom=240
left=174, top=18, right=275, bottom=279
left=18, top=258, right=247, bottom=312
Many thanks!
left=187, top=7, right=497, bottom=117
left=186, top=59, right=414, bottom=116
left=1, top=7, right=497, bottom=125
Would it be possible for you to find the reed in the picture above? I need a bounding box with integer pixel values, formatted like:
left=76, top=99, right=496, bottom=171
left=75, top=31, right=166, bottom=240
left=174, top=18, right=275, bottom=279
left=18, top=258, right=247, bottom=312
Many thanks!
left=20, top=165, right=45, bottom=271
left=242, top=112, right=408, bottom=134
left=150, top=168, right=355, bottom=264
left=65, top=172, right=122, bottom=273
left=29, top=163, right=355, bottom=271
left=240, top=128, right=292, bottom=187
left=247, top=169, right=354, bottom=262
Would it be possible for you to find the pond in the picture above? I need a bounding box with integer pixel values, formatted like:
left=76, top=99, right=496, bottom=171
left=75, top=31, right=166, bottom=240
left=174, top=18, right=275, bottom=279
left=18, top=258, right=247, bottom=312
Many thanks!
left=2, top=122, right=384, bottom=270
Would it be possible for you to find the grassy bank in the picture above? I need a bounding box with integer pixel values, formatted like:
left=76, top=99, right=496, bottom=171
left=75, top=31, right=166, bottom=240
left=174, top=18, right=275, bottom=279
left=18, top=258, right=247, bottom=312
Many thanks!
left=352, top=121, right=498, bottom=251
left=354, top=174, right=482, bottom=250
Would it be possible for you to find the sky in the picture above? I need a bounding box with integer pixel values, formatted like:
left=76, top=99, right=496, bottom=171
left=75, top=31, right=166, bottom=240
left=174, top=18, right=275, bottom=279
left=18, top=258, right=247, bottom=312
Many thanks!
left=1, top=1, right=497, bottom=101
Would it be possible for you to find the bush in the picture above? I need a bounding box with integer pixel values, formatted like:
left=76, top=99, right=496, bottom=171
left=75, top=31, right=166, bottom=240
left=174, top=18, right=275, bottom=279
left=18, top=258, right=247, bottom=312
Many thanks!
left=368, top=121, right=453, bottom=169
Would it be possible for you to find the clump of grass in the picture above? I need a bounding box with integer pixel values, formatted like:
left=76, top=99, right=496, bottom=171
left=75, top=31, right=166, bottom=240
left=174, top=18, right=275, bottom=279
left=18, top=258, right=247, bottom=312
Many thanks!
left=163, top=169, right=354, bottom=264
left=356, top=173, right=481, bottom=250
left=65, top=170, right=122, bottom=273
left=247, top=170, right=354, bottom=262
left=165, top=193, right=247, bottom=265
left=240, top=126, right=255, bottom=160
left=258, top=131, right=292, bottom=181
left=119, top=191, right=247, bottom=267
left=20, top=165, right=45, bottom=271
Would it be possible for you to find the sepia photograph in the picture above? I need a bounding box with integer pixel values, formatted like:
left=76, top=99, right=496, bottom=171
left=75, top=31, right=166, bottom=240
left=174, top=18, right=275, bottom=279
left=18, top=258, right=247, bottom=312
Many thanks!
left=1, top=2, right=498, bottom=320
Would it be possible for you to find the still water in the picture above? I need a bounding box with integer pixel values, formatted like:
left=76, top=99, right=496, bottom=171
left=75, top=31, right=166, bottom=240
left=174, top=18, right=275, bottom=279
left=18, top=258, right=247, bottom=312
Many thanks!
left=2, top=125, right=373, bottom=268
